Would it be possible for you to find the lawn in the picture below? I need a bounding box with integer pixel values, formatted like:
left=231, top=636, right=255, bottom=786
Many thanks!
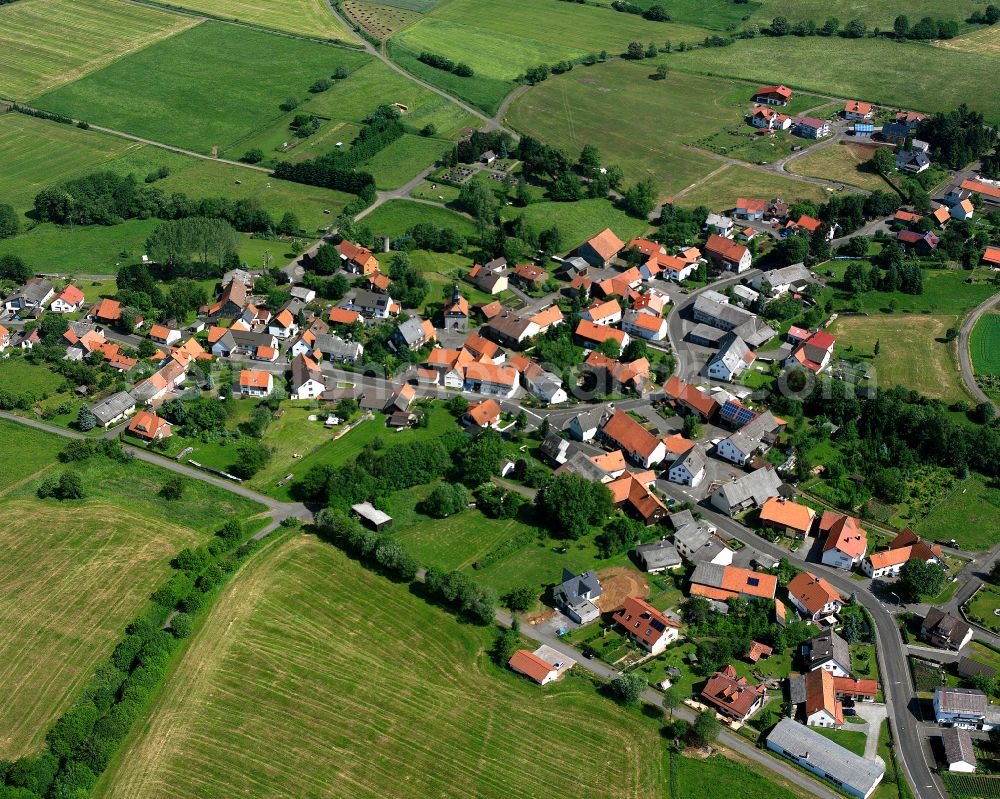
left=391, top=0, right=709, bottom=113
left=508, top=64, right=763, bottom=197
left=0, top=0, right=198, bottom=101
left=674, top=164, right=832, bottom=210
left=0, top=418, right=66, bottom=492
left=971, top=312, right=1000, bottom=375
left=0, top=430, right=262, bottom=759
left=0, top=114, right=356, bottom=234
left=695, top=127, right=800, bottom=167
left=366, top=133, right=452, bottom=190
left=966, top=585, right=1000, bottom=634
left=673, top=752, right=806, bottom=799
left=94, top=534, right=670, bottom=799
left=163, top=0, right=356, bottom=40
left=786, top=141, right=893, bottom=192
left=829, top=314, right=970, bottom=404
left=361, top=199, right=478, bottom=239
left=666, top=37, right=1000, bottom=124
left=33, top=22, right=372, bottom=154
left=916, top=474, right=1000, bottom=551
left=814, top=727, right=867, bottom=757
left=0, top=358, right=67, bottom=404
left=501, top=198, right=649, bottom=251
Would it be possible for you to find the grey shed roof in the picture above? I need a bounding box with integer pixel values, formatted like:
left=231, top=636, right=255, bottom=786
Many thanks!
left=570, top=408, right=605, bottom=433
left=762, top=263, right=812, bottom=287
left=395, top=316, right=428, bottom=347
left=715, top=466, right=782, bottom=508
left=767, top=719, right=884, bottom=796
left=558, top=450, right=611, bottom=483
left=558, top=568, right=602, bottom=600
left=942, top=727, right=977, bottom=767
left=669, top=509, right=696, bottom=530
left=352, top=502, right=392, bottom=526
left=690, top=562, right=727, bottom=590
left=635, top=539, right=682, bottom=571
left=808, top=629, right=852, bottom=672
left=90, top=391, right=136, bottom=424
left=936, top=687, right=988, bottom=715
left=788, top=673, right=806, bottom=706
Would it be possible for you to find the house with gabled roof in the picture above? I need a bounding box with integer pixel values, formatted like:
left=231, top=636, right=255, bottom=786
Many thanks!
left=391, top=316, right=436, bottom=352
left=508, top=646, right=575, bottom=685
left=577, top=227, right=625, bottom=268
left=207, top=280, right=247, bottom=320
left=468, top=261, right=509, bottom=295
left=613, top=596, right=680, bottom=654
left=338, top=240, right=380, bottom=275
left=716, top=410, right=782, bottom=466
left=635, top=539, right=682, bottom=573
left=820, top=513, right=867, bottom=569
left=49, top=284, right=85, bottom=313
left=5, top=279, right=54, bottom=313
left=575, top=318, right=629, bottom=351
left=690, top=563, right=777, bottom=602
left=149, top=324, right=182, bottom=347
left=803, top=668, right=843, bottom=727
left=668, top=446, right=706, bottom=488
left=584, top=351, right=650, bottom=395
left=922, top=609, right=973, bottom=652
left=710, top=466, right=782, bottom=516
left=127, top=410, right=172, bottom=442
left=484, top=309, right=540, bottom=348
left=806, top=629, right=852, bottom=677
left=463, top=398, right=501, bottom=429
left=268, top=308, right=299, bottom=340
left=785, top=330, right=835, bottom=373
left=795, top=117, right=831, bottom=139
left=707, top=332, right=755, bottom=382
left=701, top=665, right=767, bottom=721
left=934, top=687, right=994, bottom=730
left=862, top=528, right=943, bottom=577
left=704, top=234, right=751, bottom=273
left=898, top=229, right=939, bottom=255
left=511, top=262, right=547, bottom=289
left=90, top=391, right=137, bottom=427
left=759, top=497, right=815, bottom=537
left=553, top=568, right=603, bottom=624
left=598, top=410, right=666, bottom=468
left=608, top=471, right=667, bottom=525
left=750, top=105, right=792, bottom=131
left=622, top=308, right=668, bottom=341
left=290, top=353, right=327, bottom=400
left=843, top=100, right=873, bottom=120
left=672, top=511, right=733, bottom=566
left=662, top=375, right=719, bottom=420
left=942, top=727, right=977, bottom=773
left=238, top=370, right=273, bottom=397
left=753, top=85, right=792, bottom=106
left=580, top=298, right=622, bottom=326
left=462, top=361, right=519, bottom=398
left=788, top=572, right=842, bottom=624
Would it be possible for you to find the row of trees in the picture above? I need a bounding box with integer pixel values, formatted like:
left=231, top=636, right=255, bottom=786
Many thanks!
left=417, top=51, right=473, bottom=77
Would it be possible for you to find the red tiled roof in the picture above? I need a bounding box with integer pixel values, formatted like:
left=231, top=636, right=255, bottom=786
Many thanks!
left=508, top=650, right=556, bottom=683
left=583, top=227, right=625, bottom=261
left=796, top=215, right=822, bottom=232
left=833, top=676, right=878, bottom=698
left=821, top=512, right=867, bottom=558
left=600, top=410, right=661, bottom=460
left=756, top=85, right=792, bottom=99
left=844, top=100, right=872, bottom=115
left=701, top=665, right=766, bottom=719
left=613, top=596, right=679, bottom=647
left=575, top=318, right=626, bottom=346
left=127, top=411, right=172, bottom=441
left=788, top=571, right=842, bottom=615
left=328, top=308, right=362, bottom=325
left=983, top=246, right=1000, bottom=266
left=805, top=668, right=843, bottom=724
left=747, top=641, right=773, bottom=662
left=239, top=370, right=271, bottom=389
left=760, top=497, right=815, bottom=533
left=961, top=179, right=1000, bottom=200
left=465, top=399, right=501, bottom=427
left=92, top=298, right=121, bottom=321
left=56, top=284, right=85, bottom=306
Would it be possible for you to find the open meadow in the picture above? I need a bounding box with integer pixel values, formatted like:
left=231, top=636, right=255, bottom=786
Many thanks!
left=390, top=0, right=708, bottom=113
left=0, top=420, right=262, bottom=759
left=163, top=0, right=355, bottom=40
left=971, top=312, right=1000, bottom=375
left=360, top=199, right=477, bottom=240
left=33, top=22, right=371, bottom=154
left=674, top=164, right=832, bottom=209
left=667, top=37, right=1000, bottom=124
left=0, top=0, right=198, bottom=101
left=786, top=141, right=892, bottom=192
left=501, top=198, right=649, bottom=250
left=95, top=534, right=670, bottom=799
left=916, top=474, right=1000, bottom=549
left=935, top=25, right=1000, bottom=56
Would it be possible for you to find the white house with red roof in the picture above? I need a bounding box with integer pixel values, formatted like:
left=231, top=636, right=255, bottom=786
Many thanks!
left=788, top=572, right=843, bottom=624
left=750, top=105, right=792, bottom=130
left=149, top=324, right=181, bottom=347
left=735, top=198, right=768, bottom=220
left=238, top=369, right=273, bottom=398
left=753, top=85, right=792, bottom=106
left=705, top=234, right=752, bottom=273
left=580, top=298, right=622, bottom=326
left=268, top=308, right=299, bottom=339
left=785, top=331, right=835, bottom=373
left=49, top=284, right=85, bottom=314
left=612, top=596, right=681, bottom=654
left=843, top=100, right=874, bottom=120
left=820, top=513, right=868, bottom=570
left=508, top=646, right=575, bottom=685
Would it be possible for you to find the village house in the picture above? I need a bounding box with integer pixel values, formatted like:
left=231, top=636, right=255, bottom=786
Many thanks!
left=584, top=351, right=649, bottom=395
left=289, top=354, right=327, bottom=400
left=553, top=568, right=603, bottom=624
left=126, top=410, right=173, bottom=442
left=580, top=298, right=622, bottom=327
left=785, top=330, right=836, bottom=374
left=759, top=497, right=816, bottom=538
left=211, top=329, right=278, bottom=358
left=942, top=728, right=978, bottom=773
left=149, top=324, right=182, bottom=347
left=701, top=665, right=767, bottom=722
left=668, top=447, right=707, bottom=487
left=881, top=110, right=926, bottom=144
left=511, top=262, right=547, bottom=290
left=689, top=563, right=777, bottom=602
left=468, top=260, right=509, bottom=295
left=391, top=316, right=436, bottom=352
left=706, top=332, right=755, bottom=382
left=735, top=198, right=768, bottom=220
left=806, top=630, right=852, bottom=677
left=613, top=596, right=680, bottom=654
left=598, top=410, right=666, bottom=468
left=820, top=513, right=868, bottom=569
left=753, top=85, right=792, bottom=106
left=89, top=391, right=137, bottom=428
left=716, top=410, right=782, bottom=466
left=238, top=370, right=273, bottom=398
left=949, top=198, right=976, bottom=221
left=338, top=240, right=380, bottom=275
left=608, top=471, right=667, bottom=525
left=672, top=511, right=734, bottom=566
left=710, top=466, right=783, bottom=516
left=934, top=688, right=995, bottom=731
left=787, top=572, right=843, bottom=625
left=750, top=105, right=792, bottom=131
left=49, top=284, right=85, bottom=314
left=577, top=227, right=625, bottom=268
left=268, top=309, right=299, bottom=340
left=368, top=271, right=392, bottom=294
left=314, top=332, right=364, bottom=364
left=463, top=398, right=501, bottom=429
left=643, top=252, right=697, bottom=282
left=843, top=100, right=874, bottom=120
left=5, top=279, right=54, bottom=314
left=340, top=290, right=395, bottom=319
left=753, top=263, right=813, bottom=297
left=922, top=609, right=974, bottom=651
left=897, top=229, right=939, bottom=255
left=508, top=646, right=575, bottom=685
left=619, top=309, right=665, bottom=342
left=0, top=325, right=9, bottom=352
left=862, top=528, right=943, bottom=577
left=766, top=719, right=884, bottom=799
left=833, top=676, right=878, bottom=704
left=207, top=280, right=247, bottom=320
left=794, top=117, right=831, bottom=139
left=897, top=148, right=931, bottom=174
left=705, top=212, right=735, bottom=238
left=508, top=355, right=567, bottom=404
left=801, top=668, right=843, bottom=727
left=530, top=305, right=564, bottom=336
left=328, top=307, right=362, bottom=327
left=635, top=539, right=682, bottom=573
left=462, top=361, right=519, bottom=399
left=662, top=375, right=720, bottom=421
left=568, top=409, right=603, bottom=442
left=575, top=318, right=629, bottom=351
left=930, top=205, right=951, bottom=227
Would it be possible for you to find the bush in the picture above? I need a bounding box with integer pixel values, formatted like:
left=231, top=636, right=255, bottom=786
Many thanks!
left=504, top=586, right=536, bottom=612
left=420, top=482, right=469, bottom=518
left=159, top=475, right=185, bottom=500
left=241, top=148, right=264, bottom=164
left=610, top=672, right=646, bottom=704
left=170, top=612, right=194, bottom=638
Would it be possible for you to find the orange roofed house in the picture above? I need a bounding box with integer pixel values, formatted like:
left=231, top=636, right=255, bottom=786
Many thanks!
left=597, top=409, right=666, bottom=468
left=238, top=369, right=273, bottom=398
left=127, top=411, right=173, bottom=442
left=613, top=596, right=681, bottom=654
left=863, top=528, right=943, bottom=578
left=820, top=513, right=867, bottom=570
left=701, top=665, right=767, bottom=722
left=508, top=646, right=575, bottom=685
left=803, top=668, right=843, bottom=727
left=463, top=398, right=501, bottom=429
left=787, top=572, right=843, bottom=625
left=337, top=240, right=380, bottom=275
left=843, top=100, right=874, bottom=120
left=689, top=563, right=777, bottom=602
left=607, top=471, right=667, bottom=525
left=753, top=85, right=792, bottom=106
left=577, top=227, right=625, bottom=268
left=759, top=496, right=816, bottom=538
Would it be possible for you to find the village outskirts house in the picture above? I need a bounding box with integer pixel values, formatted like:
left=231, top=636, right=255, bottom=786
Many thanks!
left=613, top=596, right=680, bottom=655
left=706, top=332, right=755, bottom=382
left=598, top=410, right=666, bottom=468
left=338, top=240, right=380, bottom=275
left=704, top=234, right=752, bottom=273
left=89, top=391, right=137, bottom=428
left=710, top=466, right=783, bottom=516
left=820, top=513, right=868, bottom=570
left=753, top=85, right=793, bottom=106
left=922, top=608, right=974, bottom=651
left=49, top=284, right=85, bottom=314
left=934, top=687, right=996, bottom=731
left=700, top=664, right=767, bottom=722
left=794, top=117, right=831, bottom=139
left=759, top=497, right=816, bottom=538
left=787, top=572, right=843, bottom=625
left=508, top=646, right=575, bottom=686
left=238, top=369, right=273, bottom=398
left=576, top=227, right=625, bottom=268
left=126, top=410, right=172, bottom=442
left=5, top=279, right=54, bottom=314
left=942, top=728, right=978, bottom=773
left=553, top=568, right=603, bottom=624
left=801, top=668, right=844, bottom=727
left=668, top=447, right=706, bottom=488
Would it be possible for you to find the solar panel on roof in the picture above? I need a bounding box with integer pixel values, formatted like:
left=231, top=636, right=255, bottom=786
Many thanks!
left=747, top=577, right=760, bottom=587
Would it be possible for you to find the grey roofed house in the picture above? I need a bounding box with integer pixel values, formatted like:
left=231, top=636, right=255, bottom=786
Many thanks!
left=89, top=390, right=136, bottom=427
left=705, top=213, right=734, bottom=234
left=922, top=608, right=973, bottom=650
left=708, top=333, right=753, bottom=377
left=392, top=316, right=431, bottom=350
left=553, top=568, right=603, bottom=624
left=211, top=328, right=277, bottom=356
left=897, top=148, right=931, bottom=172
left=222, top=268, right=254, bottom=288
left=669, top=509, right=696, bottom=529
left=687, top=323, right=728, bottom=347
left=540, top=431, right=581, bottom=465
left=568, top=408, right=605, bottom=440
left=313, top=332, right=363, bottom=363
left=766, top=719, right=884, bottom=799
left=692, top=293, right=757, bottom=330
left=672, top=446, right=707, bottom=478
left=755, top=263, right=813, bottom=294
left=710, top=466, right=782, bottom=515
left=352, top=502, right=392, bottom=530
left=558, top=450, right=613, bottom=483
left=958, top=657, right=997, bottom=680
left=291, top=353, right=325, bottom=392
left=636, top=539, right=682, bottom=572
left=731, top=316, right=777, bottom=349
left=5, top=278, right=54, bottom=310
left=484, top=310, right=538, bottom=346
left=720, top=409, right=781, bottom=461
left=936, top=687, right=989, bottom=716
left=556, top=256, right=589, bottom=277
left=342, top=289, right=392, bottom=316
left=942, top=727, right=977, bottom=770
left=807, top=629, right=852, bottom=674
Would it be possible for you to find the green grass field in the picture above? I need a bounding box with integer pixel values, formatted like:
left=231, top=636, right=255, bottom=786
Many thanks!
left=0, top=0, right=199, bottom=101
left=667, top=37, right=1000, bottom=124
left=673, top=753, right=804, bottom=799
left=33, top=22, right=371, bottom=154
left=0, top=111, right=357, bottom=234
left=366, top=133, right=451, bottom=189
left=674, top=163, right=833, bottom=209
left=813, top=727, right=867, bottom=757
left=0, top=421, right=262, bottom=759
left=501, top=198, right=649, bottom=250
left=749, top=0, right=982, bottom=30
left=391, top=0, right=709, bottom=113
left=95, top=534, right=670, bottom=799
left=164, top=0, right=356, bottom=40
left=786, top=141, right=893, bottom=192
left=936, top=25, right=1000, bottom=56
left=916, top=474, right=1000, bottom=550
left=0, top=357, right=67, bottom=402
left=361, top=199, right=477, bottom=239
left=0, top=419, right=66, bottom=492
left=971, top=312, right=1000, bottom=375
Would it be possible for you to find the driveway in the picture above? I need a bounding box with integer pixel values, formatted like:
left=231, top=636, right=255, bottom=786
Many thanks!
left=851, top=702, right=889, bottom=763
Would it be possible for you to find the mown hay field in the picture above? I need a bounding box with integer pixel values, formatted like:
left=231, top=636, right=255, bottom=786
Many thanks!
left=0, top=0, right=198, bottom=100
left=971, top=312, right=1000, bottom=375
left=164, top=0, right=355, bottom=40
left=786, top=141, right=891, bottom=192
left=96, top=535, right=669, bottom=799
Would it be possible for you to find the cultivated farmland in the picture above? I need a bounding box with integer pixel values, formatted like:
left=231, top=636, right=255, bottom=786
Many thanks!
left=0, top=423, right=262, bottom=759
left=0, top=0, right=198, bottom=100
left=342, top=0, right=422, bottom=40
left=96, top=535, right=669, bottom=799
left=936, top=26, right=1000, bottom=56
left=667, top=37, right=1000, bottom=124
left=164, top=0, right=355, bottom=40
left=33, top=22, right=372, bottom=154
left=971, top=312, right=1000, bottom=375
left=786, top=141, right=892, bottom=192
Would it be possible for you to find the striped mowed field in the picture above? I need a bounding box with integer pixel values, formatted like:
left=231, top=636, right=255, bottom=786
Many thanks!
left=0, top=0, right=199, bottom=101
left=96, top=535, right=668, bottom=799
left=971, top=312, right=1000, bottom=375
left=161, top=0, right=356, bottom=40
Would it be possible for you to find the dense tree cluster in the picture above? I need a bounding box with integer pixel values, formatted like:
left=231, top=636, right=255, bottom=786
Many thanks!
left=917, top=105, right=998, bottom=169
left=534, top=472, right=614, bottom=539
left=417, top=51, right=473, bottom=77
